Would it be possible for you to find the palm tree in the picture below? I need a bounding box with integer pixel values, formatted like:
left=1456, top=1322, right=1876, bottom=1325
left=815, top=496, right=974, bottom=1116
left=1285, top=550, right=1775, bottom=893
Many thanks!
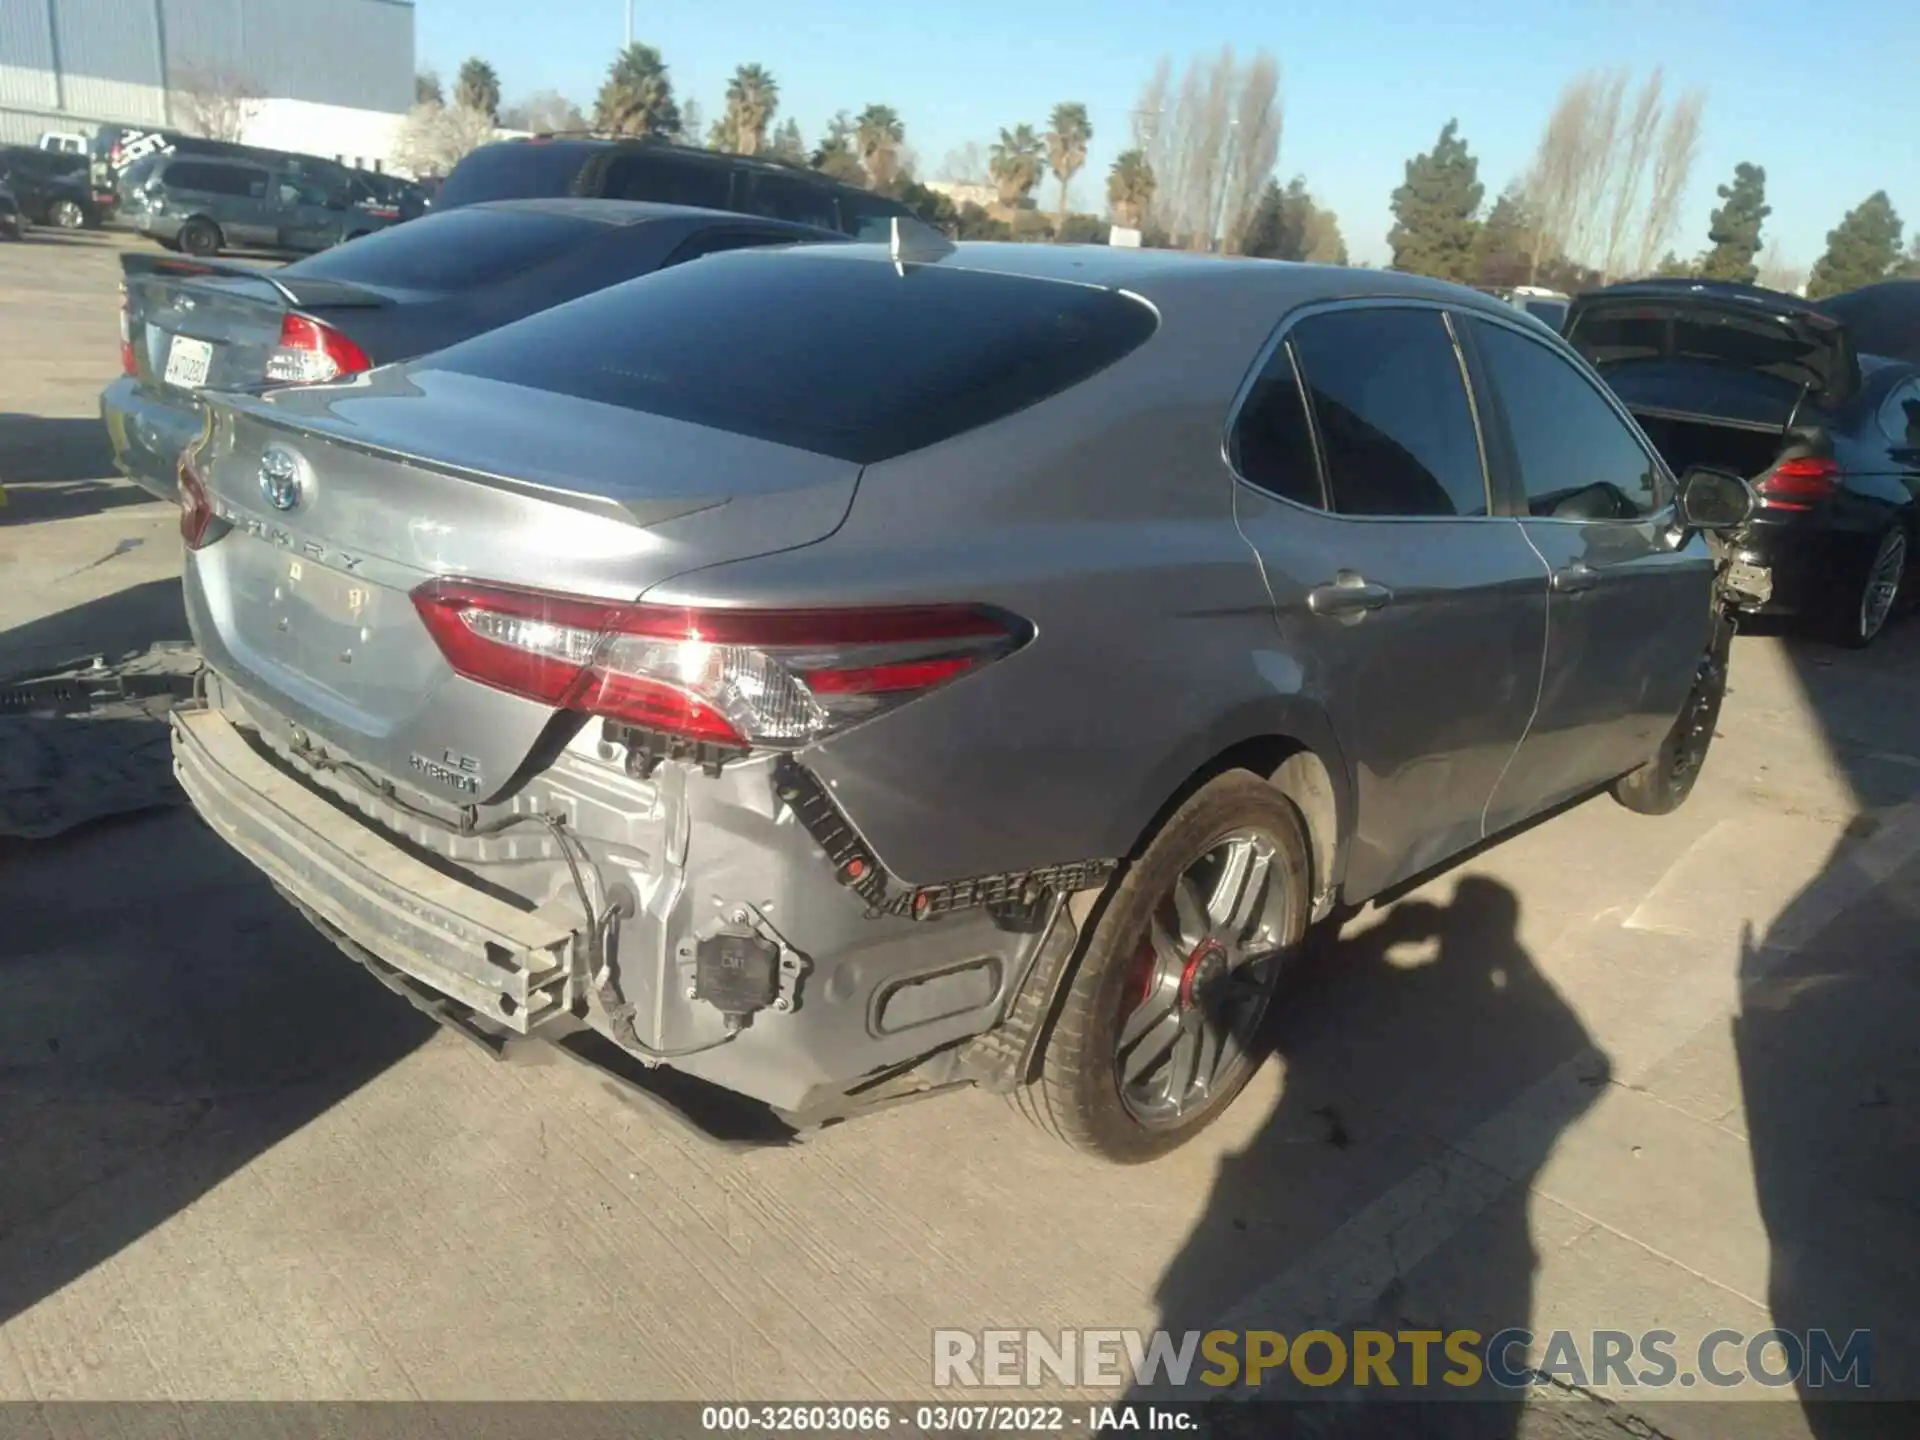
left=1045, top=103, right=1092, bottom=236
left=455, top=58, right=501, bottom=121
left=721, top=64, right=779, bottom=157
left=593, top=43, right=681, bottom=139
left=854, top=104, right=905, bottom=190
left=989, top=124, right=1045, bottom=208
left=1107, top=149, right=1155, bottom=230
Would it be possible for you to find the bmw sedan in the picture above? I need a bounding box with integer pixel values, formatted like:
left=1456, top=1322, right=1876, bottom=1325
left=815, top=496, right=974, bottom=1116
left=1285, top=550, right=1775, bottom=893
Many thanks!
left=166, top=237, right=1758, bottom=1163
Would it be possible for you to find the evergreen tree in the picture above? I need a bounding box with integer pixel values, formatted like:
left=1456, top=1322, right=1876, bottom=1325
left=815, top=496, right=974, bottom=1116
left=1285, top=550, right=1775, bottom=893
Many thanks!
left=1699, top=163, right=1769, bottom=283
left=1388, top=120, right=1484, bottom=282
left=1473, top=186, right=1537, bottom=288
left=1807, top=191, right=1905, bottom=299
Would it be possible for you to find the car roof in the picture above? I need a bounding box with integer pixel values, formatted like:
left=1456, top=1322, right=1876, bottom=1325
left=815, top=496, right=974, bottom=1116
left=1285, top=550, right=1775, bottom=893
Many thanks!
left=466, top=196, right=829, bottom=229
left=488, top=136, right=890, bottom=193
left=781, top=240, right=1526, bottom=316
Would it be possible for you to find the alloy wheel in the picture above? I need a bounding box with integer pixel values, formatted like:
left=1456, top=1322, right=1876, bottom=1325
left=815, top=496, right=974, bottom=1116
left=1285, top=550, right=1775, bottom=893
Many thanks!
left=1113, top=830, right=1290, bottom=1127
left=1859, top=530, right=1906, bottom=644
left=51, top=199, right=84, bottom=230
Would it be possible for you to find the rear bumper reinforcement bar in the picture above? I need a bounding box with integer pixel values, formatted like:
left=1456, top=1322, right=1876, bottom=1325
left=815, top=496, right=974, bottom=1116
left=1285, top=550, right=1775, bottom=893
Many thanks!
left=171, top=704, right=584, bottom=1034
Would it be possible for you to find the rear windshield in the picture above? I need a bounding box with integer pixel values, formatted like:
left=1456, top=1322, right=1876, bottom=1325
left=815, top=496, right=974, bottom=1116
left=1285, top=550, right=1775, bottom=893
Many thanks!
left=437, top=143, right=591, bottom=209
left=429, top=251, right=1159, bottom=464
left=1569, top=303, right=1845, bottom=396
left=287, top=207, right=598, bottom=290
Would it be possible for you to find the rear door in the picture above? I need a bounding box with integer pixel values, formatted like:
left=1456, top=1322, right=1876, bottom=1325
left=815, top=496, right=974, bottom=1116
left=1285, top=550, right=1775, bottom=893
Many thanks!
left=1230, top=303, right=1550, bottom=901
left=1463, top=312, right=1714, bottom=825
left=273, top=173, right=341, bottom=252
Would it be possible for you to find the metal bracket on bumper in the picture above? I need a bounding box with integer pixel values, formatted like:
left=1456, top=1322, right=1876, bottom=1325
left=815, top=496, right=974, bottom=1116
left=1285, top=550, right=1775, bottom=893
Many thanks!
left=170, top=705, right=585, bottom=1034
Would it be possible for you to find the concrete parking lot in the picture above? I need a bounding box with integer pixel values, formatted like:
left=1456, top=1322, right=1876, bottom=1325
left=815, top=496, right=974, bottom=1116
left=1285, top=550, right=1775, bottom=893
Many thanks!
left=2, top=232, right=1917, bottom=1436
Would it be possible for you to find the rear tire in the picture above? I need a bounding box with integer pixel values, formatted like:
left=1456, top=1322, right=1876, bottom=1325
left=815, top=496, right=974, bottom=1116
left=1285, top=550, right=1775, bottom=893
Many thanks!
left=1833, top=525, right=1906, bottom=649
left=177, top=217, right=221, bottom=257
left=50, top=199, right=85, bottom=230
left=1613, top=613, right=1731, bottom=815
left=1014, top=771, right=1310, bottom=1164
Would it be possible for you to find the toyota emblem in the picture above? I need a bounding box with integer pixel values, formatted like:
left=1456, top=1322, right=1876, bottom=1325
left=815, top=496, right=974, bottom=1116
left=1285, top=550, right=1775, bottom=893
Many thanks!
left=258, top=447, right=302, bottom=511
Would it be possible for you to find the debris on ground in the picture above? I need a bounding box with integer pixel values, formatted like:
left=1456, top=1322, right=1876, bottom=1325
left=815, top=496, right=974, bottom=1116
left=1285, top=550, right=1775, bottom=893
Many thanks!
left=0, top=644, right=201, bottom=839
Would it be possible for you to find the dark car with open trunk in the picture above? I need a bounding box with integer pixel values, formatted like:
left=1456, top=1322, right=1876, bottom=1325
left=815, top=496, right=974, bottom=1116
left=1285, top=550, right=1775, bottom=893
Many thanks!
left=1565, top=280, right=1920, bottom=646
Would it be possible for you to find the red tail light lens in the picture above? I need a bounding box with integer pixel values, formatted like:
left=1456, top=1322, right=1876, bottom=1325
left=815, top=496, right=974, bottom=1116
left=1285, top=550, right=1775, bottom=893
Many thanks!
left=410, top=579, right=1026, bottom=748
left=1756, top=457, right=1840, bottom=512
left=118, top=282, right=136, bottom=375
left=264, top=313, right=373, bottom=385
left=177, top=442, right=217, bottom=550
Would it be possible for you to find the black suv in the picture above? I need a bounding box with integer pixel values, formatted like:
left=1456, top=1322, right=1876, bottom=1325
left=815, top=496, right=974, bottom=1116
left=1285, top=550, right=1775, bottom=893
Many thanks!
left=0, top=145, right=103, bottom=229
left=437, top=137, right=914, bottom=239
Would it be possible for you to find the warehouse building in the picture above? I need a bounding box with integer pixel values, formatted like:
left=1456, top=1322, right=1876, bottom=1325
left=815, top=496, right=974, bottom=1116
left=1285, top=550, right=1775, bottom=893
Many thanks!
left=0, top=0, right=414, bottom=171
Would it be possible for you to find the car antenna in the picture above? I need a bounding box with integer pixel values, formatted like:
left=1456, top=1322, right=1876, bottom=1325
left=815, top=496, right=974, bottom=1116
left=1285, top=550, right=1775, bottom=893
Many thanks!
left=890, top=215, right=955, bottom=271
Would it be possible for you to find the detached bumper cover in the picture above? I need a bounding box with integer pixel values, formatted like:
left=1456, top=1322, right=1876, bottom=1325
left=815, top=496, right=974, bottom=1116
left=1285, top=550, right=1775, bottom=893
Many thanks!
left=170, top=704, right=584, bottom=1033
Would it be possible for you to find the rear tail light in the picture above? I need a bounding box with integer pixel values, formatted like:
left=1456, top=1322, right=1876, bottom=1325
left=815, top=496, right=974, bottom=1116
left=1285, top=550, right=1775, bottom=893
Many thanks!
left=1756, top=457, right=1840, bottom=512
left=410, top=579, right=1027, bottom=748
left=177, top=440, right=218, bottom=550
left=118, top=282, right=135, bottom=375
left=264, top=313, right=373, bottom=385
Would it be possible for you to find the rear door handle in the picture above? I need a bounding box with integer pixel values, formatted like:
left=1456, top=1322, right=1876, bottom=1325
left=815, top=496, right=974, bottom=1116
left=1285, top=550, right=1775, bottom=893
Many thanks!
left=1551, top=562, right=1599, bottom=594
left=1307, top=574, right=1395, bottom=617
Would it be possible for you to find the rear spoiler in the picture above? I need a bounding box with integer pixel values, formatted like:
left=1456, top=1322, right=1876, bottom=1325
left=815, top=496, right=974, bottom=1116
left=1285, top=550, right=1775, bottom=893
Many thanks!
left=118, top=252, right=391, bottom=310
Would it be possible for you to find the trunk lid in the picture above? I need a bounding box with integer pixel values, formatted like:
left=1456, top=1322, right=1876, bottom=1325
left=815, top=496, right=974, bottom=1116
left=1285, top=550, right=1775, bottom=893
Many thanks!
left=187, top=366, right=861, bottom=802
left=1564, top=284, right=1860, bottom=411
left=120, top=253, right=392, bottom=394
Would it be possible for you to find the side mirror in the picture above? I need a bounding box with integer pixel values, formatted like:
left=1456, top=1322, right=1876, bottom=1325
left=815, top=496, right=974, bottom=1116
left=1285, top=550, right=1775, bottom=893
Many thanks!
left=1676, top=465, right=1757, bottom=531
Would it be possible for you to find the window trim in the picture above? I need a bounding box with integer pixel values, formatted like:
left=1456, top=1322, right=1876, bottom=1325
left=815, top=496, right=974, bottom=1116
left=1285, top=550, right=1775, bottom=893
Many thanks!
left=1458, top=307, right=1679, bottom=527
left=1222, top=296, right=1499, bottom=524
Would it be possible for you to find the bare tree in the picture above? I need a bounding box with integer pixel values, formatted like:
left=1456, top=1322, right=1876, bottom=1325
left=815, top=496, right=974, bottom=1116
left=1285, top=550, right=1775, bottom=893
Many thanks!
left=937, top=141, right=990, bottom=185
left=1526, top=67, right=1707, bottom=282
left=1755, top=240, right=1805, bottom=295
left=1131, top=47, right=1281, bottom=251
left=1632, top=89, right=1704, bottom=278
left=394, top=102, right=498, bottom=179
left=171, top=65, right=264, bottom=143
left=1599, top=69, right=1663, bottom=282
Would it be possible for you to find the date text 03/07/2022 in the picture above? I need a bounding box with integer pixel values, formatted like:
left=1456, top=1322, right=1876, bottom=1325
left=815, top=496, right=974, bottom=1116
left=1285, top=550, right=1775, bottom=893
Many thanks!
left=698, top=1402, right=1193, bottom=1432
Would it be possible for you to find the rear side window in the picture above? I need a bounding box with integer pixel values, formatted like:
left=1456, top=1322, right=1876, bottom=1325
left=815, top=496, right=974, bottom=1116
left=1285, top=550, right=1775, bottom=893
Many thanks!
left=1230, top=341, right=1324, bottom=508
left=437, top=143, right=591, bottom=209
left=166, top=162, right=262, bottom=197
left=288, top=207, right=602, bottom=290
left=431, top=252, right=1159, bottom=464
left=738, top=171, right=837, bottom=231
left=601, top=152, right=732, bottom=210
left=838, top=191, right=912, bottom=241
left=1289, top=308, right=1489, bottom=518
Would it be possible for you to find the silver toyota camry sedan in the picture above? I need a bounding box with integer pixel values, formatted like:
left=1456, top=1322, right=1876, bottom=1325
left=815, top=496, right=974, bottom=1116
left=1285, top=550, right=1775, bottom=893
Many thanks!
left=167, top=230, right=1761, bottom=1162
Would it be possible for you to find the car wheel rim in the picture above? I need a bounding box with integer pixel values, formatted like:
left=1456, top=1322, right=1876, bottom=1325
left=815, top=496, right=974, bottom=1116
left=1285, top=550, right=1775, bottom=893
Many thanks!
left=54, top=201, right=80, bottom=228
left=1860, top=531, right=1906, bottom=642
left=1113, top=830, right=1289, bottom=1128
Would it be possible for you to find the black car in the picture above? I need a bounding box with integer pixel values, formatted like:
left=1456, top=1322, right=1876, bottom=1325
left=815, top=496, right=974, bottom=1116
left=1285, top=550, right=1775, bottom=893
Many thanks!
left=1565, top=279, right=1920, bottom=646
left=0, top=145, right=103, bottom=229
left=438, top=136, right=914, bottom=239
left=0, top=180, right=22, bottom=241
left=102, top=198, right=845, bottom=500
left=1817, top=280, right=1920, bottom=366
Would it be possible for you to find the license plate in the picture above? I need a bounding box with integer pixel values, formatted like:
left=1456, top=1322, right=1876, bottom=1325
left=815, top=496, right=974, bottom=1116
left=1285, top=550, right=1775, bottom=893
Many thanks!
left=163, top=334, right=213, bottom=390
left=1724, top=560, right=1774, bottom=607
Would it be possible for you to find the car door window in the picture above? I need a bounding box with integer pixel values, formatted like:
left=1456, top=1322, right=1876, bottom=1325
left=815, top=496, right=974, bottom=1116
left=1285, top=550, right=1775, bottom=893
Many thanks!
left=738, top=171, right=837, bottom=231
left=1878, top=381, right=1920, bottom=449
left=602, top=152, right=733, bottom=210
left=1469, top=317, right=1663, bottom=521
left=1229, top=339, right=1325, bottom=508
left=1287, top=307, right=1488, bottom=518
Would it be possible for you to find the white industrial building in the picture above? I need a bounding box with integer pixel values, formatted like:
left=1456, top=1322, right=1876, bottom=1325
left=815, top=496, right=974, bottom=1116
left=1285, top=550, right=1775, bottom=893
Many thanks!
left=0, top=0, right=415, bottom=171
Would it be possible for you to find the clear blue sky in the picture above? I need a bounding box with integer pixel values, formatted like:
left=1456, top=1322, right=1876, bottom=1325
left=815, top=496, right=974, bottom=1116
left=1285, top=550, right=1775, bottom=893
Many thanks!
left=417, top=0, right=1919, bottom=270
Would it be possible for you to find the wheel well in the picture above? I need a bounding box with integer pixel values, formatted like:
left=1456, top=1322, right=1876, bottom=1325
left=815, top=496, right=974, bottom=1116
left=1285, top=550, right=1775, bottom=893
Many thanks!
left=1129, top=736, right=1341, bottom=915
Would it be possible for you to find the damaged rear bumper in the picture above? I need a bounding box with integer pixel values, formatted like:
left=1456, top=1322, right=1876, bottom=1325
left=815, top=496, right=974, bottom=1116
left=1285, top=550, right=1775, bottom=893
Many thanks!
left=171, top=703, right=584, bottom=1032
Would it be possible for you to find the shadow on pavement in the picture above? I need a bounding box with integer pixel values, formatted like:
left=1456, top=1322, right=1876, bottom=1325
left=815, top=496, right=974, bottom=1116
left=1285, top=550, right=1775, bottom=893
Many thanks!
left=1736, top=615, right=1920, bottom=1433
left=0, top=806, right=437, bottom=1326
left=0, top=576, right=189, bottom=677
left=0, top=413, right=146, bottom=520
left=1140, top=875, right=1603, bottom=1433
